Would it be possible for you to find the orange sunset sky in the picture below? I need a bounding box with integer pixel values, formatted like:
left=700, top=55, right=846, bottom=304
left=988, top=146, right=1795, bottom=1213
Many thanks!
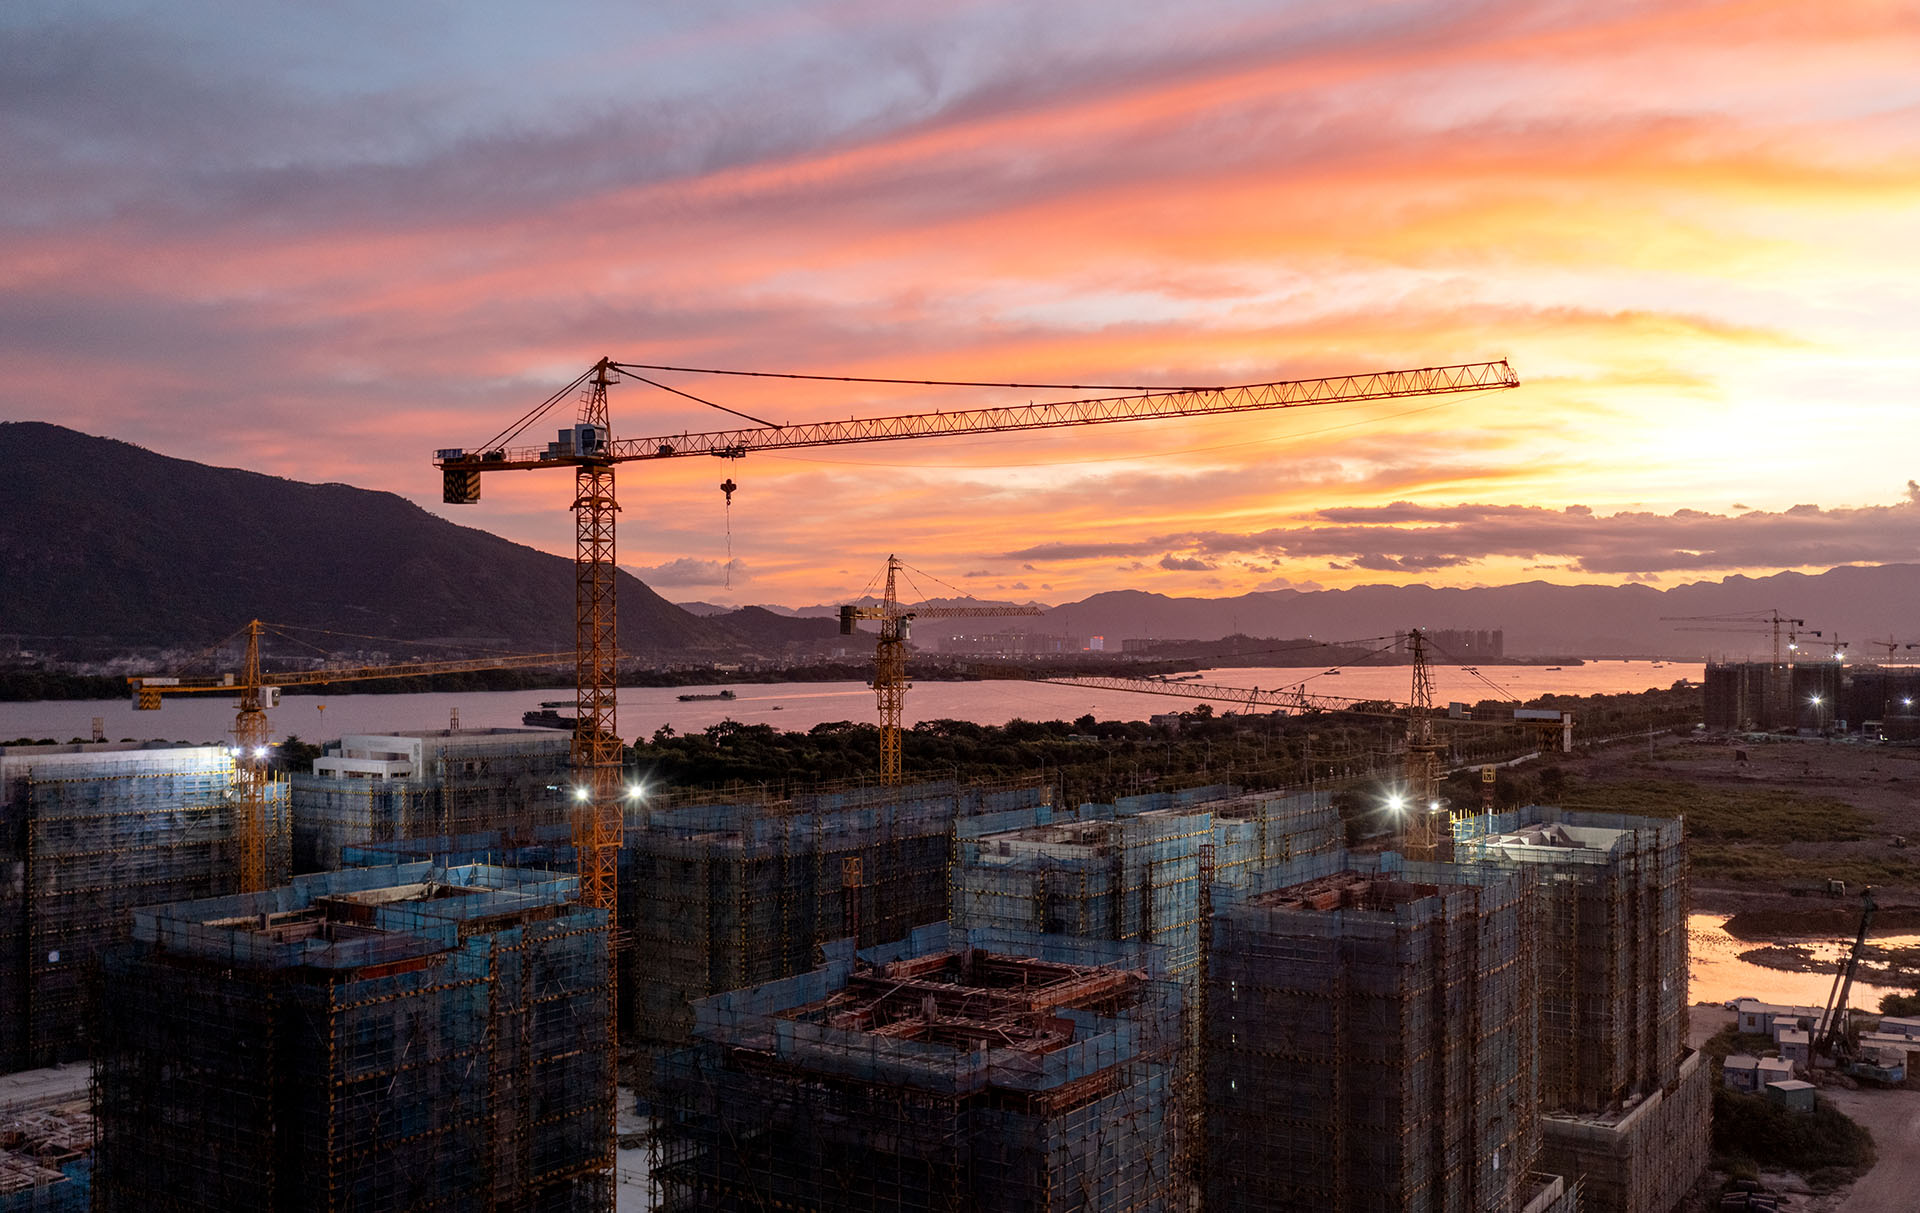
left=3, top=1, right=1916, bottom=607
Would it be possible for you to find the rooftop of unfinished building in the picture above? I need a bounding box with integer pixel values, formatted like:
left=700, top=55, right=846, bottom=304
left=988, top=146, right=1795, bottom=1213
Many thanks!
left=0, top=739, right=219, bottom=760
left=1482, top=819, right=1636, bottom=853
left=1251, top=869, right=1473, bottom=913
left=133, top=862, right=588, bottom=971
left=783, top=948, right=1145, bottom=1055
left=984, top=805, right=1192, bottom=847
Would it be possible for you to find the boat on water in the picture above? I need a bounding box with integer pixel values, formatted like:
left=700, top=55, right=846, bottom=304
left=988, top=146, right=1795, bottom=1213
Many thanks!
left=522, top=708, right=575, bottom=730
left=1323, top=669, right=1342, bottom=675
left=1547, top=666, right=1563, bottom=671
left=539, top=699, right=571, bottom=709
left=676, top=689, right=738, bottom=702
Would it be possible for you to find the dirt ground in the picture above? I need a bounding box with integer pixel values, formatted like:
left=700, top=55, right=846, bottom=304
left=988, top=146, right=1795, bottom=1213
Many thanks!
left=1681, top=1007, right=1916, bottom=1213
left=1560, top=734, right=1920, bottom=920
left=1822, top=1084, right=1920, bottom=1213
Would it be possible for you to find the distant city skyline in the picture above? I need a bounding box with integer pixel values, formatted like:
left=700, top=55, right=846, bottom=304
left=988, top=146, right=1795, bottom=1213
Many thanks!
left=4, top=2, right=1915, bottom=606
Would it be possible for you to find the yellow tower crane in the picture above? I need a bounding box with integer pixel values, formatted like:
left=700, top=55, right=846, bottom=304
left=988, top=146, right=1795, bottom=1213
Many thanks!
left=438, top=356, right=1516, bottom=1203
left=437, top=357, right=1517, bottom=915
left=128, top=619, right=568, bottom=891
left=839, top=555, right=1043, bottom=783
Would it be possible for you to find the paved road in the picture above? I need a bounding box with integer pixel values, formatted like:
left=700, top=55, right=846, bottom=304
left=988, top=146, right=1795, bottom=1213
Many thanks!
left=1824, top=1085, right=1920, bottom=1213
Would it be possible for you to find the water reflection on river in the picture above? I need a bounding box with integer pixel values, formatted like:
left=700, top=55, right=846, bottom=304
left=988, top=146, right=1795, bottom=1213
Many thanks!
left=1689, top=913, right=1915, bottom=1007
left=0, top=659, right=1701, bottom=747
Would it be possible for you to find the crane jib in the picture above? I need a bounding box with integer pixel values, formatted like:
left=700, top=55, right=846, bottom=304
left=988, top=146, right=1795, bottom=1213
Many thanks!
left=434, top=360, right=1516, bottom=473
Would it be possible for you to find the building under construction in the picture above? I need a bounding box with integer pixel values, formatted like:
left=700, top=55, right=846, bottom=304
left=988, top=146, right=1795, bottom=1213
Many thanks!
left=1204, top=855, right=1565, bottom=1213
left=623, top=778, right=1054, bottom=1096
left=290, top=729, right=571, bottom=872
left=1457, top=807, right=1705, bottom=1213
left=650, top=922, right=1182, bottom=1212
left=949, top=786, right=1344, bottom=984
left=1702, top=661, right=1848, bottom=732
left=91, top=861, right=610, bottom=1212
left=0, top=742, right=286, bottom=1073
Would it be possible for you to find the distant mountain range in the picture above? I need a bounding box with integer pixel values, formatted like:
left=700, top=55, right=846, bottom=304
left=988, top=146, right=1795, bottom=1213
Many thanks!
left=704, top=574, right=1920, bottom=661
left=0, top=422, right=831, bottom=660
left=4, top=422, right=1911, bottom=662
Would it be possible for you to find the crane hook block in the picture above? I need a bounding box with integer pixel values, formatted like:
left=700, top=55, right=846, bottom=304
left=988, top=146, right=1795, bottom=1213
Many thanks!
left=720, top=478, right=737, bottom=506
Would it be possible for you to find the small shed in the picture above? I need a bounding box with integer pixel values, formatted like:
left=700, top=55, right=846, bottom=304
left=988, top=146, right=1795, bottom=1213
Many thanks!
left=1722, top=1054, right=1760, bottom=1092
left=1764, top=1079, right=1816, bottom=1113
left=1777, top=1029, right=1810, bottom=1065
left=1755, top=1057, right=1795, bottom=1087
left=1876, top=1015, right=1920, bottom=1040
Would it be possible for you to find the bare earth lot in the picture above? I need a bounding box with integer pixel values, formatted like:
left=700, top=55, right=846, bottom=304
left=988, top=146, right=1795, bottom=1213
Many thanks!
left=1558, top=736, right=1920, bottom=923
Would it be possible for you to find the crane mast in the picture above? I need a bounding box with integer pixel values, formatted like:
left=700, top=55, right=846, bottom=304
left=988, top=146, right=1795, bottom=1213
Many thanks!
left=1402, top=628, right=1447, bottom=861
left=842, top=555, right=1043, bottom=783
left=573, top=365, right=623, bottom=914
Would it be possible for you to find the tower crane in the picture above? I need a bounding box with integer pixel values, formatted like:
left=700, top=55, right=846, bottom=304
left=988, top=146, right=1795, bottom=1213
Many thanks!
left=1016, top=631, right=1572, bottom=860
left=127, top=619, right=568, bottom=891
left=1663, top=610, right=1810, bottom=728
left=1865, top=637, right=1918, bottom=663
left=434, top=357, right=1517, bottom=916
left=839, top=555, right=1043, bottom=783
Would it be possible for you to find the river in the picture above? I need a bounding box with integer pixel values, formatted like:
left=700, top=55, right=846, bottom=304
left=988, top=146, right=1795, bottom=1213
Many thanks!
left=1689, top=912, right=1918, bottom=1008
left=1, top=659, right=1698, bottom=746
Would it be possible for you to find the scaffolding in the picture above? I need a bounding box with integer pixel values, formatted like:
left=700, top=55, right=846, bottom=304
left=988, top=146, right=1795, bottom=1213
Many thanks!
left=950, top=784, right=1343, bottom=1183
left=1457, top=806, right=1688, bottom=1113
left=0, top=744, right=285, bottom=1072
left=650, top=922, right=1182, bottom=1213
left=1205, top=858, right=1539, bottom=1213
left=91, top=862, right=612, bottom=1212
left=291, top=734, right=572, bottom=873
left=623, top=778, right=1052, bottom=1098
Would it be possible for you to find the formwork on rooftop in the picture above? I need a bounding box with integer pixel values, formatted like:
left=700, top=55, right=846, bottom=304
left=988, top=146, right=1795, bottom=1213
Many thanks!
left=91, top=862, right=612, bottom=1213
left=1205, top=857, right=1539, bottom=1213
left=622, top=778, right=1052, bottom=1097
left=950, top=784, right=1342, bottom=1175
left=0, top=744, right=285, bottom=1073
left=651, top=922, right=1181, bottom=1213
left=291, top=734, right=571, bottom=872
left=1457, top=805, right=1687, bottom=1113
left=0, top=1098, right=91, bottom=1212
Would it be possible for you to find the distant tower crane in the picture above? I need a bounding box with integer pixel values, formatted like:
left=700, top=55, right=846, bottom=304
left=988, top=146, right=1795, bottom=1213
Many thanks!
left=436, top=358, right=1517, bottom=914
left=128, top=619, right=567, bottom=891
left=1663, top=609, right=1812, bottom=728
left=1026, top=632, right=1572, bottom=860
left=839, top=555, right=1042, bottom=783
